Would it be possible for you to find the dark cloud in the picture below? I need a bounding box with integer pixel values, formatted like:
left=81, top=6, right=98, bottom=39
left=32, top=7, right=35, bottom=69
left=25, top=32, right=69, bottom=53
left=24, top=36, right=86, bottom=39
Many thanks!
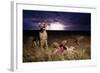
left=23, top=10, right=91, bottom=31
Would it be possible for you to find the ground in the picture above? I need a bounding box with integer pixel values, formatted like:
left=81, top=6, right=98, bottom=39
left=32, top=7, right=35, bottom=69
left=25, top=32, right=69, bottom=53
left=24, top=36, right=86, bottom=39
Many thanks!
left=23, top=30, right=91, bottom=62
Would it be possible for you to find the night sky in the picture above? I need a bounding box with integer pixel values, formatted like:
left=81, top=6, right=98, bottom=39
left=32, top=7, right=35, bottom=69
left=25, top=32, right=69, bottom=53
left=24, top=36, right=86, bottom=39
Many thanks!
left=23, top=10, right=91, bottom=31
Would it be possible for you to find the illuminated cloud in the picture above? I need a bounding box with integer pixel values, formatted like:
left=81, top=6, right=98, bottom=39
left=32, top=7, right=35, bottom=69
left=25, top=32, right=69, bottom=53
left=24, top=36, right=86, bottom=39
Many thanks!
left=48, top=22, right=64, bottom=30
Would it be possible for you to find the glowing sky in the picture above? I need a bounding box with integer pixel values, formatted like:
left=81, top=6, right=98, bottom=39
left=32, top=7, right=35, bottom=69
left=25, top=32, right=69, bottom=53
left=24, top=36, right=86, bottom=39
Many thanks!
left=23, top=10, right=91, bottom=31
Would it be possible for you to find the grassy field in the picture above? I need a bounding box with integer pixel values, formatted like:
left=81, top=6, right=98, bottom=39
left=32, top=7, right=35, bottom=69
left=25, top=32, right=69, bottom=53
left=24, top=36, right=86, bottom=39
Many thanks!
left=23, top=30, right=91, bottom=62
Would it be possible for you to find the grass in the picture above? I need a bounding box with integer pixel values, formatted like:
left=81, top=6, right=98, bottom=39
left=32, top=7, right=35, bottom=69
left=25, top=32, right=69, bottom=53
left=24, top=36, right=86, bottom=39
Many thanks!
left=23, top=34, right=91, bottom=62
left=23, top=46, right=91, bottom=62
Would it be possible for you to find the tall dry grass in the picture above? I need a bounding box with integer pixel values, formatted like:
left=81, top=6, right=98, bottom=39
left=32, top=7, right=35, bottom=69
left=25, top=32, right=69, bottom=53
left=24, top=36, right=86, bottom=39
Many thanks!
left=23, top=35, right=91, bottom=62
